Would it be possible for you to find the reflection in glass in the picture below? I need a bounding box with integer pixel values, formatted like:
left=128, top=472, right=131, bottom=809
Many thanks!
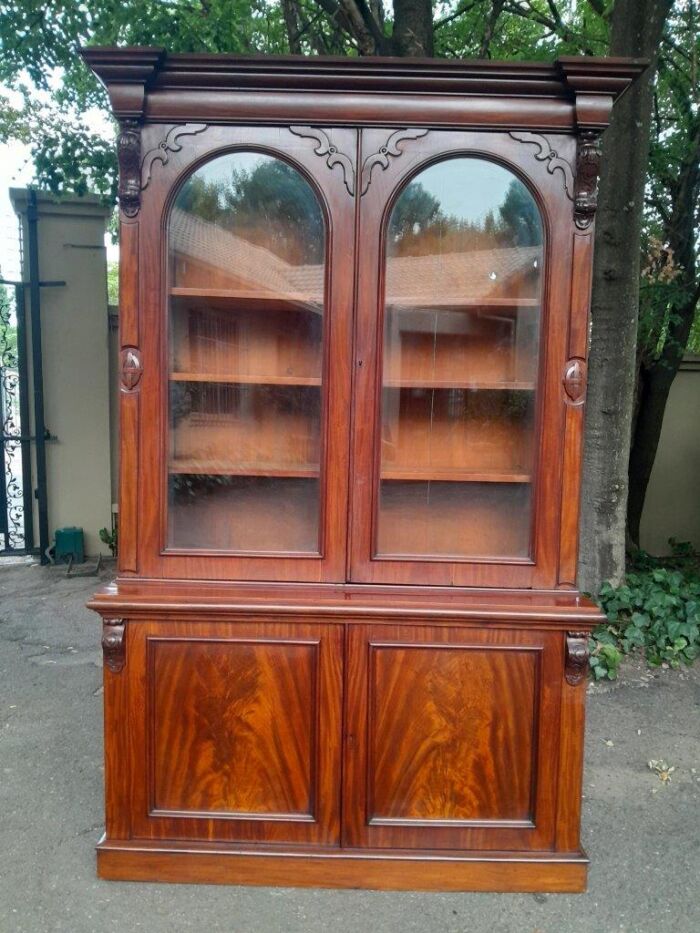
left=377, top=158, right=544, bottom=559
left=167, top=152, right=325, bottom=553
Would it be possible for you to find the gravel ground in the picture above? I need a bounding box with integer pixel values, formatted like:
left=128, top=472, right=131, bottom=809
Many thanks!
left=0, top=558, right=698, bottom=933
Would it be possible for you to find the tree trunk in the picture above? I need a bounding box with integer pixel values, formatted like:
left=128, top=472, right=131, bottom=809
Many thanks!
left=392, top=0, right=434, bottom=56
left=578, top=0, right=672, bottom=593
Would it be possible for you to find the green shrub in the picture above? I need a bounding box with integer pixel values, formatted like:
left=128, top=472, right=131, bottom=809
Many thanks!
left=590, top=541, right=700, bottom=680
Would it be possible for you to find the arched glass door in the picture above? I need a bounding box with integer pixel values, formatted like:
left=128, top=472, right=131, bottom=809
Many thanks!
left=166, top=151, right=326, bottom=554
left=376, top=157, right=543, bottom=560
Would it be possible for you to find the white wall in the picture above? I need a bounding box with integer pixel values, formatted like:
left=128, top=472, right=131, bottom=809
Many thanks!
left=11, top=189, right=113, bottom=557
left=640, top=356, right=700, bottom=555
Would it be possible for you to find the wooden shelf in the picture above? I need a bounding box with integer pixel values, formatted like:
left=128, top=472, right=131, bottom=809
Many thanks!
left=170, top=372, right=321, bottom=387
left=383, top=380, right=535, bottom=391
left=381, top=469, right=531, bottom=483
left=171, top=287, right=323, bottom=309
left=387, top=298, right=539, bottom=311
left=170, top=461, right=319, bottom=478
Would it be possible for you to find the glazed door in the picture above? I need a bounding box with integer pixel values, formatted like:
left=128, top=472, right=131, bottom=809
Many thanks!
left=117, top=620, right=343, bottom=845
left=343, top=624, right=562, bottom=851
left=131, top=125, right=357, bottom=581
left=349, top=129, right=576, bottom=587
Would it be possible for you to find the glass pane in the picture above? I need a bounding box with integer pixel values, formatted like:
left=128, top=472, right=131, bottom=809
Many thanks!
left=167, top=152, right=325, bottom=552
left=377, top=158, right=543, bottom=559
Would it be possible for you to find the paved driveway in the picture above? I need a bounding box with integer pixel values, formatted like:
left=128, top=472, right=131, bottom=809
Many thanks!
left=0, top=559, right=698, bottom=933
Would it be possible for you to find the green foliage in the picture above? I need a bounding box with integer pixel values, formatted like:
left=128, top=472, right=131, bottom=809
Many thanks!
left=107, top=261, right=119, bottom=305
left=99, top=525, right=117, bottom=556
left=590, top=541, right=700, bottom=679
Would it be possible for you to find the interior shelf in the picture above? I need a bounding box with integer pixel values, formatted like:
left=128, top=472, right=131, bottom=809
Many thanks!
left=170, top=372, right=322, bottom=387
left=170, top=287, right=323, bottom=311
left=381, top=469, right=531, bottom=483
left=169, top=461, right=319, bottom=478
left=383, top=380, right=535, bottom=391
left=387, top=298, right=539, bottom=312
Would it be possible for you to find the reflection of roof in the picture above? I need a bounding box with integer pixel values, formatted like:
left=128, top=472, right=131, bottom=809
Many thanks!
left=170, top=207, right=541, bottom=303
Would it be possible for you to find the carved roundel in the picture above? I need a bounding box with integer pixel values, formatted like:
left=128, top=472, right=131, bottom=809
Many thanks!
left=563, top=358, right=586, bottom=405
left=120, top=347, right=143, bottom=391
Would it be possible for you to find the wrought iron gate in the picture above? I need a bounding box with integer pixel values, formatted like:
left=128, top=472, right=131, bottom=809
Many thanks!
left=1, top=190, right=59, bottom=560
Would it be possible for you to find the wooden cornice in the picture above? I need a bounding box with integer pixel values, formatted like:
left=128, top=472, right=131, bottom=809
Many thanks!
left=81, top=47, right=647, bottom=132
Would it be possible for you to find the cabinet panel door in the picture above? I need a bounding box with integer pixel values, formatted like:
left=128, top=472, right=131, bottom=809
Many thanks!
left=132, top=124, right=356, bottom=582
left=118, top=620, right=343, bottom=845
left=343, top=624, right=562, bottom=850
left=350, top=128, right=576, bottom=587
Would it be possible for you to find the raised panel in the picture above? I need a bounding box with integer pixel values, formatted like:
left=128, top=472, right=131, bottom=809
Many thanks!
left=344, top=624, right=562, bottom=850
left=149, top=638, right=319, bottom=818
left=369, top=644, right=538, bottom=824
left=126, top=620, right=342, bottom=845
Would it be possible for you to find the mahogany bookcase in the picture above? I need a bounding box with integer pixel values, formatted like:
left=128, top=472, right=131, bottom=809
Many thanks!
left=83, top=48, right=644, bottom=891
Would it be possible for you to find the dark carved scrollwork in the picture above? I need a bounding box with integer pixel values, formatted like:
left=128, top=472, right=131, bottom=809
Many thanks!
left=120, top=347, right=143, bottom=391
left=509, top=132, right=575, bottom=200
left=509, top=129, right=602, bottom=229
left=117, top=120, right=142, bottom=218
left=141, top=123, right=208, bottom=190
left=102, top=618, right=126, bottom=673
left=360, top=128, right=428, bottom=195
left=289, top=126, right=355, bottom=195
left=574, top=131, right=602, bottom=229
left=565, top=632, right=589, bottom=685
left=563, top=358, right=587, bottom=405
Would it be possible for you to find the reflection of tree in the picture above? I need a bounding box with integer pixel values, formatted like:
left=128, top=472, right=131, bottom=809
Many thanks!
left=176, top=157, right=324, bottom=265
left=389, top=178, right=542, bottom=256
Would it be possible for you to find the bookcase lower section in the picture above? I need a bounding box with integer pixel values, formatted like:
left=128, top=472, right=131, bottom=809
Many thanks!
left=91, top=585, right=600, bottom=893
left=96, top=838, right=589, bottom=892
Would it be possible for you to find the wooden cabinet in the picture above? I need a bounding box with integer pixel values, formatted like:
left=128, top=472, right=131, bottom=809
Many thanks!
left=83, top=48, right=644, bottom=891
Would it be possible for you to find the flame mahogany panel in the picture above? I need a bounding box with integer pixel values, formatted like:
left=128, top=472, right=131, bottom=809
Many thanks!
left=344, top=624, right=561, bottom=851
left=128, top=620, right=343, bottom=845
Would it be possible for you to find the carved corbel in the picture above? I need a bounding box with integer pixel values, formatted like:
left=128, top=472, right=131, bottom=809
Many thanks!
left=565, top=632, right=589, bottom=685
left=574, top=131, right=602, bottom=230
left=116, top=120, right=142, bottom=218
left=102, top=618, right=126, bottom=673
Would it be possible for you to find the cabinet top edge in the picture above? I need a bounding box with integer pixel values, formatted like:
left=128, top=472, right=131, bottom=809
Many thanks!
left=88, top=580, right=605, bottom=625
left=79, top=46, right=647, bottom=112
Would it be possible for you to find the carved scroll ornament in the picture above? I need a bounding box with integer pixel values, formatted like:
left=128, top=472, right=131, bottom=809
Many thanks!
left=509, top=132, right=575, bottom=199
left=289, top=126, right=355, bottom=195
left=116, top=122, right=208, bottom=217
left=102, top=618, right=126, bottom=673
left=565, top=632, right=589, bottom=686
left=360, top=128, right=428, bottom=195
left=509, top=129, right=603, bottom=229
left=290, top=126, right=428, bottom=197
left=140, top=123, right=208, bottom=190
